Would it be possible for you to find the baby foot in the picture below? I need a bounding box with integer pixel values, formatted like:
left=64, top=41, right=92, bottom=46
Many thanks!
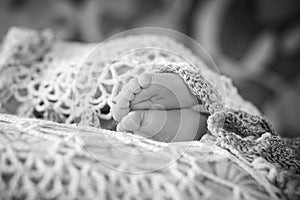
left=112, top=73, right=199, bottom=122
left=116, top=109, right=208, bottom=142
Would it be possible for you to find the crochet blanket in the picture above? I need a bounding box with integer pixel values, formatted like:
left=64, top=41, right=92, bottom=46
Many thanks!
left=0, top=27, right=299, bottom=200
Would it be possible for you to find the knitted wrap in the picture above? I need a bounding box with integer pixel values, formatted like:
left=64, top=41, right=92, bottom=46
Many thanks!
left=0, top=27, right=299, bottom=200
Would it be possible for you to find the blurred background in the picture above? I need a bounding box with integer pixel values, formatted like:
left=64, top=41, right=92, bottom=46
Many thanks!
left=0, top=0, right=300, bottom=137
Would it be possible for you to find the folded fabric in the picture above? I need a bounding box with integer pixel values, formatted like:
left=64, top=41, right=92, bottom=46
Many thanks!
left=0, top=113, right=288, bottom=200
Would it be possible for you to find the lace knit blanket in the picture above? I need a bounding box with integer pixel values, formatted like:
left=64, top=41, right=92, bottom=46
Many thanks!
left=0, top=27, right=299, bottom=200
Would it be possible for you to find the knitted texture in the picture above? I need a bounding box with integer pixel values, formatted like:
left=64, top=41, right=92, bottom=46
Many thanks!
left=0, top=27, right=259, bottom=128
left=153, top=63, right=300, bottom=198
left=0, top=113, right=286, bottom=200
left=0, top=27, right=300, bottom=199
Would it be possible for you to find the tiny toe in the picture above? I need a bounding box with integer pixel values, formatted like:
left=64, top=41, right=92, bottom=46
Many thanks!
left=119, top=111, right=143, bottom=131
left=118, top=87, right=134, bottom=101
left=111, top=104, right=130, bottom=122
left=115, top=96, right=130, bottom=108
left=137, top=73, right=152, bottom=88
left=127, top=77, right=142, bottom=94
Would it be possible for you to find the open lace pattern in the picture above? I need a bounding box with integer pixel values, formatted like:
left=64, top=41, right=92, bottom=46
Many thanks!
left=0, top=27, right=299, bottom=200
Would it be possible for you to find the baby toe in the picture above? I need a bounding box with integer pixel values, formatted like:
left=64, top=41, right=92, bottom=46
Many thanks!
left=119, top=111, right=144, bottom=131
left=127, top=77, right=142, bottom=94
left=118, top=87, right=134, bottom=101
left=115, top=96, right=130, bottom=108
left=111, top=103, right=130, bottom=122
left=137, top=73, right=152, bottom=88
